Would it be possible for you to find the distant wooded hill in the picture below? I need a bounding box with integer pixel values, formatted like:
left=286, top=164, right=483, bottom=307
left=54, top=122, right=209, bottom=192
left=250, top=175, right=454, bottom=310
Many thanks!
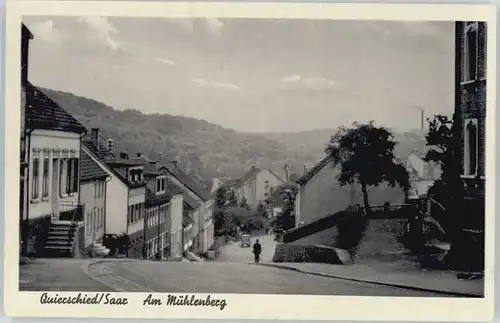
left=41, top=88, right=427, bottom=187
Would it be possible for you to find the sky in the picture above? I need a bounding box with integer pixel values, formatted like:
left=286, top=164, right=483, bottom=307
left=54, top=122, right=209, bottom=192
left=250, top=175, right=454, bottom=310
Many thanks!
left=23, top=16, right=455, bottom=133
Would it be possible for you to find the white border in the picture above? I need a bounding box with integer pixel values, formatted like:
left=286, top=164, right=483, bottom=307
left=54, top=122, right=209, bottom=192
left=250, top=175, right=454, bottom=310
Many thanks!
left=4, top=2, right=497, bottom=321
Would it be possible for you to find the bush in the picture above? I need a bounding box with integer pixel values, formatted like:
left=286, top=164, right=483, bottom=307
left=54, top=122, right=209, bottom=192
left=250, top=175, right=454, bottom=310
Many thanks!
left=335, top=209, right=368, bottom=256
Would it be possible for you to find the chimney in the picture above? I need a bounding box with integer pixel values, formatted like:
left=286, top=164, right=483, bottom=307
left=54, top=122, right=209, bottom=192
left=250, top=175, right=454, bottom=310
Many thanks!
left=91, top=128, right=99, bottom=150
left=169, top=160, right=178, bottom=168
left=303, top=165, right=307, bottom=175
left=120, top=152, right=129, bottom=160
left=158, top=152, right=164, bottom=162
left=137, top=153, right=142, bottom=158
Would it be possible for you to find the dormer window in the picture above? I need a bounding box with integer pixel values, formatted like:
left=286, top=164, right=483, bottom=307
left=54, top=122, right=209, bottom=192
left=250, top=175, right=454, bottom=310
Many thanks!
left=156, top=175, right=167, bottom=194
left=129, top=168, right=143, bottom=183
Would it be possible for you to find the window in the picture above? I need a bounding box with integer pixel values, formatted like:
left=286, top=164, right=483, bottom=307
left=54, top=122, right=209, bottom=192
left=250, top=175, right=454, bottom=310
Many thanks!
left=128, top=205, right=133, bottom=224
left=464, top=118, right=479, bottom=176
left=72, top=158, right=79, bottom=193
left=66, top=159, right=72, bottom=194
left=464, top=23, right=479, bottom=82
left=42, top=158, right=49, bottom=198
left=31, top=156, right=40, bottom=199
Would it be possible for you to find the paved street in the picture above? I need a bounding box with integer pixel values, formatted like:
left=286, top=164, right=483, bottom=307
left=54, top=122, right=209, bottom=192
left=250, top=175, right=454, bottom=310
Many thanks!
left=94, top=260, right=450, bottom=296
left=19, top=258, right=113, bottom=292
left=217, top=234, right=276, bottom=263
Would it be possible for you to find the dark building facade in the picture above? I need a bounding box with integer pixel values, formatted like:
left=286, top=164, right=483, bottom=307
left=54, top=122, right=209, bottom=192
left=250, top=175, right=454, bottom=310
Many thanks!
left=456, top=21, right=487, bottom=200
left=453, top=21, right=487, bottom=271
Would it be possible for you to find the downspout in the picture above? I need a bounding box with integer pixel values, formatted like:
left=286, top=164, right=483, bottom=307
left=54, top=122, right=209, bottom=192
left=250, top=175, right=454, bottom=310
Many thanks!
left=21, top=128, right=35, bottom=257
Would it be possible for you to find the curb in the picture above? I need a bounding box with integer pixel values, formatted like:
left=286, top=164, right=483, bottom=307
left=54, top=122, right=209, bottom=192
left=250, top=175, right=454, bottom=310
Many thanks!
left=259, top=263, right=483, bottom=298
left=81, top=260, right=155, bottom=293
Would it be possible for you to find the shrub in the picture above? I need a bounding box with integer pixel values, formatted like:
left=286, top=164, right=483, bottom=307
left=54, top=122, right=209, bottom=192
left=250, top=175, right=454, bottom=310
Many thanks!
left=335, top=209, right=368, bottom=256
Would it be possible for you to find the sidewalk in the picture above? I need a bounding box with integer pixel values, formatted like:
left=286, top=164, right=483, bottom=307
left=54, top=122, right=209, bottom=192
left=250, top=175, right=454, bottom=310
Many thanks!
left=19, top=258, right=113, bottom=291
left=260, top=260, right=484, bottom=297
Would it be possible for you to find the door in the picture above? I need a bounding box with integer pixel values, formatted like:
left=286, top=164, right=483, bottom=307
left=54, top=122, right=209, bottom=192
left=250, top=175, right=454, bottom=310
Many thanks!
left=51, top=158, right=59, bottom=222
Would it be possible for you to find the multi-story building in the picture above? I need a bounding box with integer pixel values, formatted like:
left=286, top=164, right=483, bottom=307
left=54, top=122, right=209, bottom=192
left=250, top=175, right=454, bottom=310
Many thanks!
left=455, top=21, right=486, bottom=201
left=451, top=21, right=487, bottom=272
left=79, top=147, right=109, bottom=253
left=82, top=130, right=147, bottom=258
left=23, top=81, right=87, bottom=257
left=156, top=161, right=213, bottom=255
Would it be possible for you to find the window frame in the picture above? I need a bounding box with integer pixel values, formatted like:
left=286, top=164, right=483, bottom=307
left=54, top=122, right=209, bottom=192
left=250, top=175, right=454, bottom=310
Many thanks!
left=31, top=155, right=40, bottom=201
left=463, top=22, right=479, bottom=83
left=463, top=118, right=479, bottom=177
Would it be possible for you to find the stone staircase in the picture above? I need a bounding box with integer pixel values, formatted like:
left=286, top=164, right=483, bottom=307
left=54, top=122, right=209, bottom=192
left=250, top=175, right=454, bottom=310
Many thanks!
left=43, top=221, right=78, bottom=257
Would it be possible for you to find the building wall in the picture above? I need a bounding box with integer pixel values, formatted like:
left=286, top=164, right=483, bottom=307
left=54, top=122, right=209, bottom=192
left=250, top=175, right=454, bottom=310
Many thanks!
left=200, top=200, right=214, bottom=253
left=145, top=203, right=168, bottom=259
left=80, top=181, right=106, bottom=247
left=28, top=129, right=81, bottom=220
left=457, top=21, right=486, bottom=198
left=169, top=194, right=183, bottom=256
left=82, top=146, right=128, bottom=235
left=241, top=169, right=284, bottom=208
left=127, top=187, right=145, bottom=236
left=297, top=160, right=406, bottom=226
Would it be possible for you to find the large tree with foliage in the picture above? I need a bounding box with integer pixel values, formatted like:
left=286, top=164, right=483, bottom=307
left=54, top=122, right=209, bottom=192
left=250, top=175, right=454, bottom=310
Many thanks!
left=424, top=114, right=463, bottom=200
left=213, top=187, right=229, bottom=235
left=325, top=121, right=410, bottom=212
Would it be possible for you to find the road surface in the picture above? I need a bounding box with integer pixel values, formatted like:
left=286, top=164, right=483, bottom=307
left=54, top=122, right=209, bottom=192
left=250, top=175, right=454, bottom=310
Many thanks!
left=217, top=234, right=276, bottom=263
left=92, top=260, right=451, bottom=296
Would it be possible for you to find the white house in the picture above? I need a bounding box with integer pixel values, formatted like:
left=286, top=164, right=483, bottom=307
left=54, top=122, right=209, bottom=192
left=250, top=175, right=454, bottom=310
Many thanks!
left=229, top=166, right=285, bottom=209
left=23, top=82, right=87, bottom=257
left=82, top=131, right=147, bottom=259
left=295, top=156, right=407, bottom=227
left=79, top=147, right=109, bottom=252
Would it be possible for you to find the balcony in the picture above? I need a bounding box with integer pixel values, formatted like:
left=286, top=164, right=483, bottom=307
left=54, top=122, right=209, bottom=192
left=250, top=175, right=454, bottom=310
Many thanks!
left=58, top=202, right=85, bottom=223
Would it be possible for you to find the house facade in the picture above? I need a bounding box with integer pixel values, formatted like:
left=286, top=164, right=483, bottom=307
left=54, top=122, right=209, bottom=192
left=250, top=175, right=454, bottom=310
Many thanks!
left=231, top=166, right=285, bottom=209
left=79, top=148, right=109, bottom=251
left=23, top=81, right=87, bottom=256
left=106, top=155, right=147, bottom=259
left=131, top=153, right=171, bottom=260
left=456, top=21, right=486, bottom=200
left=156, top=162, right=213, bottom=255
left=295, top=156, right=407, bottom=227
left=454, top=21, right=486, bottom=239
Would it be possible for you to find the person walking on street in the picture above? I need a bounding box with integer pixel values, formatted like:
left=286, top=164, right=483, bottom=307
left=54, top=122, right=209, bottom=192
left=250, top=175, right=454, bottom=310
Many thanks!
left=253, top=239, right=262, bottom=263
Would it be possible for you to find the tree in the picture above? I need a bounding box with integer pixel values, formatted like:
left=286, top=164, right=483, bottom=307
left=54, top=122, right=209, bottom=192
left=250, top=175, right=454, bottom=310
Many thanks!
left=213, top=187, right=229, bottom=235
left=424, top=114, right=465, bottom=238
left=424, top=115, right=463, bottom=199
left=227, top=189, right=239, bottom=207
left=325, top=121, right=410, bottom=212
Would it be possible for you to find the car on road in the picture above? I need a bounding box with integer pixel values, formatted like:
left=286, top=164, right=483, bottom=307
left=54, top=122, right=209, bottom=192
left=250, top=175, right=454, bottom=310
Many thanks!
left=240, top=234, right=251, bottom=247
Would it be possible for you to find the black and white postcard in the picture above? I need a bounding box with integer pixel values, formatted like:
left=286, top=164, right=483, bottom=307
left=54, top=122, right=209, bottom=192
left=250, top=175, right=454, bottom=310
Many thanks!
left=3, top=1, right=497, bottom=321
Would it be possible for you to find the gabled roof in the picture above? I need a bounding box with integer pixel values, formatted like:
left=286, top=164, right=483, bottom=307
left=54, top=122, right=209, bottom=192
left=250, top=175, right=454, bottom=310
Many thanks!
left=229, top=166, right=285, bottom=189
left=296, top=156, right=333, bottom=185
left=25, top=83, right=86, bottom=134
left=82, top=140, right=146, bottom=189
left=80, top=148, right=108, bottom=183
left=130, top=155, right=160, bottom=176
left=156, top=163, right=211, bottom=202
